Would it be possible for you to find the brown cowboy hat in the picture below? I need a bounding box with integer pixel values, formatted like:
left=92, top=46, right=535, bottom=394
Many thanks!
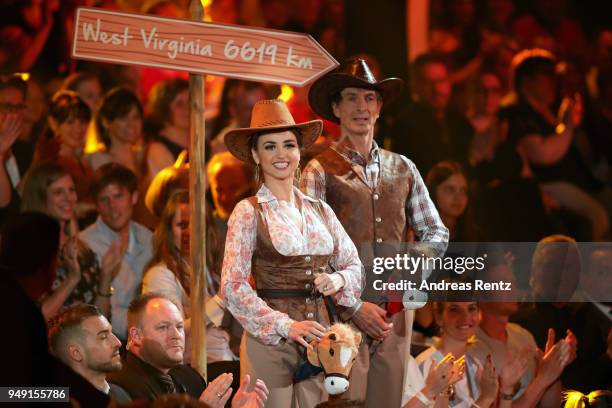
left=224, top=99, right=323, bottom=163
left=308, top=58, right=404, bottom=123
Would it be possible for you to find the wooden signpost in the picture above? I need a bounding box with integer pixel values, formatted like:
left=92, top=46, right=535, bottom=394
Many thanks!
left=72, top=2, right=338, bottom=379
left=72, top=6, right=338, bottom=86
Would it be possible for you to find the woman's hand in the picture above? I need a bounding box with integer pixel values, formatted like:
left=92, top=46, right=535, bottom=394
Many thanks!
left=288, top=320, right=326, bottom=349
left=422, top=353, right=457, bottom=397
left=477, top=355, right=499, bottom=406
left=314, top=272, right=344, bottom=296
left=63, top=237, right=81, bottom=284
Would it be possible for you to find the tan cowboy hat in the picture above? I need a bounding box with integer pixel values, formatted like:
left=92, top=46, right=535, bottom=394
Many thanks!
left=308, top=58, right=404, bottom=123
left=224, top=99, right=323, bottom=163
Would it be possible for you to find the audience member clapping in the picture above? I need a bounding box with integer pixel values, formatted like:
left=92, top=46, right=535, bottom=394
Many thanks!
left=80, top=163, right=153, bottom=341
left=21, top=162, right=112, bottom=320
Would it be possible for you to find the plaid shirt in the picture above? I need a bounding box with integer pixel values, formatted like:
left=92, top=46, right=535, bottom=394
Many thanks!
left=301, top=139, right=449, bottom=245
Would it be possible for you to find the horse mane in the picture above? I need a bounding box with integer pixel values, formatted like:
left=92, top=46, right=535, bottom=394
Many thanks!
left=329, top=323, right=359, bottom=348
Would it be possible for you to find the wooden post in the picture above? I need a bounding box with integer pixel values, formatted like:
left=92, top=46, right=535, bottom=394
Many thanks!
left=189, top=0, right=207, bottom=380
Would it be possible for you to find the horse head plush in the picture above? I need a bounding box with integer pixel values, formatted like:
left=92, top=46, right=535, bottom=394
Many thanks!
left=307, top=323, right=362, bottom=395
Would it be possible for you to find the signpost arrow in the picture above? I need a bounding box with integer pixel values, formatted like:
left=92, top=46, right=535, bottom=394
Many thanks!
left=72, top=7, right=339, bottom=86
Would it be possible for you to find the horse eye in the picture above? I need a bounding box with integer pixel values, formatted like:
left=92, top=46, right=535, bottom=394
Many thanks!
left=329, top=348, right=335, bottom=356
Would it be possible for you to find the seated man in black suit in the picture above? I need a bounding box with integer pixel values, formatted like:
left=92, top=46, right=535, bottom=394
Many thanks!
left=109, top=293, right=268, bottom=407
left=48, top=304, right=131, bottom=404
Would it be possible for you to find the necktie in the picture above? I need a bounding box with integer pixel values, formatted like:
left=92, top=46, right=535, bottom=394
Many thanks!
left=159, top=373, right=177, bottom=394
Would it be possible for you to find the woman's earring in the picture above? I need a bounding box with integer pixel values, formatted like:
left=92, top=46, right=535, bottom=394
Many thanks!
left=254, top=163, right=260, bottom=182
left=295, top=164, right=302, bottom=182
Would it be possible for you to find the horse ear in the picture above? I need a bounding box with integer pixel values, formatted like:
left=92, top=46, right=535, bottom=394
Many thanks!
left=354, top=331, right=362, bottom=347
left=307, top=342, right=321, bottom=366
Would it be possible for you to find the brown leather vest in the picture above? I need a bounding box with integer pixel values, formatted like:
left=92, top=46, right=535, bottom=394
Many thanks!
left=248, top=198, right=332, bottom=327
left=315, top=148, right=413, bottom=301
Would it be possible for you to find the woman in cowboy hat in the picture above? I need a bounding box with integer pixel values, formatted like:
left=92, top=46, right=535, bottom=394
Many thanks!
left=221, top=99, right=363, bottom=407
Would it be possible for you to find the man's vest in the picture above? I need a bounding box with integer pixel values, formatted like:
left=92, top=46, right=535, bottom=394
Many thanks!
left=315, top=147, right=413, bottom=302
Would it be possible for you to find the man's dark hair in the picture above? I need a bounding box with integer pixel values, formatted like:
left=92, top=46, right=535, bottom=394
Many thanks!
left=410, top=53, right=449, bottom=82
left=90, top=163, right=138, bottom=199
left=127, top=292, right=178, bottom=329
left=0, top=74, right=27, bottom=98
left=0, top=212, right=60, bottom=278
left=48, top=304, right=103, bottom=356
left=511, top=49, right=556, bottom=93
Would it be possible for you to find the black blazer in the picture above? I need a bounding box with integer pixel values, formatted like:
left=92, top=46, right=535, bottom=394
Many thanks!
left=108, top=351, right=206, bottom=402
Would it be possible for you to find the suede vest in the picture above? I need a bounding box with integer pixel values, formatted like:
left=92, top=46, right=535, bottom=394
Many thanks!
left=248, top=198, right=332, bottom=327
left=315, top=148, right=412, bottom=301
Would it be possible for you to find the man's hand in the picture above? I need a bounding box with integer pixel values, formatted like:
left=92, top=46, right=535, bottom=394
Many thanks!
left=537, top=329, right=569, bottom=387
left=563, top=329, right=577, bottom=365
left=101, top=236, right=128, bottom=280
left=351, top=302, right=392, bottom=340
left=500, top=349, right=529, bottom=393
left=231, top=375, right=269, bottom=408
left=200, top=373, right=233, bottom=408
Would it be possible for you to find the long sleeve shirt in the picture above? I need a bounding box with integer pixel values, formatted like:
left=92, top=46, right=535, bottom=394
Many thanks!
left=301, top=139, right=449, bottom=246
left=221, top=184, right=363, bottom=345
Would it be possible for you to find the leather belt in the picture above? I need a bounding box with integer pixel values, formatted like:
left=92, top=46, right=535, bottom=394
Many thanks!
left=257, top=289, right=321, bottom=298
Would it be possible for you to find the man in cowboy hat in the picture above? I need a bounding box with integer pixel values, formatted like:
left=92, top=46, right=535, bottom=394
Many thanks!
left=301, top=58, right=448, bottom=406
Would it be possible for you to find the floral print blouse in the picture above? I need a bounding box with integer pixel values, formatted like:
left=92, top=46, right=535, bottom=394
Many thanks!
left=221, top=185, right=363, bottom=345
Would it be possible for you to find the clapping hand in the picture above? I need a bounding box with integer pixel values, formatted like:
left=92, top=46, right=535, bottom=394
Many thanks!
left=200, top=373, right=232, bottom=408
left=62, top=236, right=82, bottom=283
left=500, top=349, right=529, bottom=393
left=231, top=375, right=269, bottom=408
left=476, top=355, right=499, bottom=408
left=101, top=235, right=128, bottom=280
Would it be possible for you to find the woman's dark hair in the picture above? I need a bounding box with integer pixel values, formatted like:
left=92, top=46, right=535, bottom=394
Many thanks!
left=145, top=191, right=191, bottom=295
left=145, top=78, right=189, bottom=136
left=48, top=90, right=91, bottom=126
left=62, top=72, right=100, bottom=94
left=426, top=160, right=479, bottom=241
left=249, top=128, right=303, bottom=151
left=0, top=74, right=27, bottom=98
left=95, top=87, right=143, bottom=149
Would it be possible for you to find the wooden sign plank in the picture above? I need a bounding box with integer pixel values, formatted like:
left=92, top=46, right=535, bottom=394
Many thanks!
left=72, top=7, right=339, bottom=86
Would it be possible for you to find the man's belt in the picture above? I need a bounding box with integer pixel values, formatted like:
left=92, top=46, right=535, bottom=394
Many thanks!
left=257, top=289, right=321, bottom=298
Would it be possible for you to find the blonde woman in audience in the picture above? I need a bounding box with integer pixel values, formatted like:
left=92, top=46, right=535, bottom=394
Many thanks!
left=20, top=162, right=113, bottom=320
left=416, top=292, right=523, bottom=408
